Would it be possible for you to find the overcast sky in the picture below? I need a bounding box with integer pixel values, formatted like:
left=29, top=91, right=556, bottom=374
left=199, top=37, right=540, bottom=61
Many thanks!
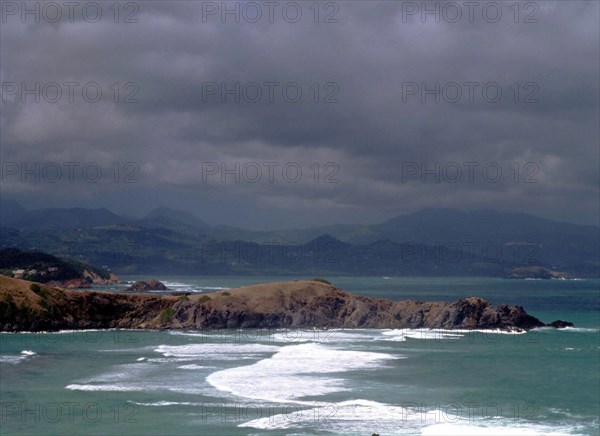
left=1, top=1, right=598, bottom=229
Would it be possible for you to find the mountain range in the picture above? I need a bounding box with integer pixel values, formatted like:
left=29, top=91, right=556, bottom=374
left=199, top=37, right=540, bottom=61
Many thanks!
left=1, top=200, right=598, bottom=277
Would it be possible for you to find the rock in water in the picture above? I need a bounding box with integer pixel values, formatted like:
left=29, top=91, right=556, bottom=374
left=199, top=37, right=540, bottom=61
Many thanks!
left=547, top=320, right=575, bottom=328
left=127, top=279, right=168, bottom=291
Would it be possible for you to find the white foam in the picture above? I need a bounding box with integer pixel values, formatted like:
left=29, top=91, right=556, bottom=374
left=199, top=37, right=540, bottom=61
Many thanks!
left=146, top=357, right=199, bottom=363
left=81, top=362, right=156, bottom=383
left=0, top=355, right=25, bottom=364
left=439, top=328, right=527, bottom=335
left=241, top=399, right=479, bottom=432
left=2, top=329, right=111, bottom=335
left=166, top=331, right=220, bottom=340
left=130, top=401, right=201, bottom=407
left=66, top=361, right=201, bottom=393
left=421, top=423, right=574, bottom=435
left=155, top=343, right=280, bottom=359
left=240, top=399, right=423, bottom=430
left=379, top=328, right=531, bottom=343
left=54, top=329, right=112, bottom=334
left=558, top=327, right=599, bottom=333
left=0, top=350, right=37, bottom=364
left=207, top=343, right=397, bottom=403
left=168, top=330, right=204, bottom=337
left=162, top=281, right=230, bottom=293
left=382, top=329, right=464, bottom=341
left=167, top=330, right=264, bottom=340
left=66, top=383, right=144, bottom=392
left=240, top=399, right=581, bottom=435
left=270, top=330, right=377, bottom=343
left=66, top=361, right=174, bottom=393
left=177, top=364, right=205, bottom=370
left=162, top=281, right=190, bottom=287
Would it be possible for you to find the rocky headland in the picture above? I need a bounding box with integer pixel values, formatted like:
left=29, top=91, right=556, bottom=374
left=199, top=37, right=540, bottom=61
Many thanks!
left=0, top=248, right=122, bottom=289
left=0, top=276, right=568, bottom=332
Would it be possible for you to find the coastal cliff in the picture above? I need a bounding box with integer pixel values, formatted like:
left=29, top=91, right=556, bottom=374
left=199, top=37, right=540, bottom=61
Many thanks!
left=0, top=276, right=547, bottom=332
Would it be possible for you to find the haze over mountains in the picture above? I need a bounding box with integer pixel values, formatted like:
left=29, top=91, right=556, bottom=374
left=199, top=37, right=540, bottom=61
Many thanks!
left=1, top=200, right=598, bottom=278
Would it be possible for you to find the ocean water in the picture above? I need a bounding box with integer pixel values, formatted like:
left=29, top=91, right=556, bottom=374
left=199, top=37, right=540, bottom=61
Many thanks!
left=1, top=276, right=599, bottom=435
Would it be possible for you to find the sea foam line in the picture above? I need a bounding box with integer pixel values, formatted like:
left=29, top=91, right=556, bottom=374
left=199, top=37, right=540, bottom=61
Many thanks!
left=206, top=342, right=398, bottom=404
left=240, top=399, right=581, bottom=435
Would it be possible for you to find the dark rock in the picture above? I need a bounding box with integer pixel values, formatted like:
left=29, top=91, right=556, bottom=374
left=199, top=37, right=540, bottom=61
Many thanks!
left=127, top=279, right=168, bottom=291
left=547, top=320, right=575, bottom=328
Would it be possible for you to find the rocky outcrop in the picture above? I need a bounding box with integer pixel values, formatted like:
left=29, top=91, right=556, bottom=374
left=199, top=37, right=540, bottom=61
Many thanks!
left=165, top=290, right=545, bottom=331
left=126, top=279, right=168, bottom=291
left=46, top=270, right=122, bottom=289
left=0, top=277, right=560, bottom=332
left=547, top=320, right=575, bottom=328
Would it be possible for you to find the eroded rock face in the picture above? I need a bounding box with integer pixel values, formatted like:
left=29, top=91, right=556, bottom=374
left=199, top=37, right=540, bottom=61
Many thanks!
left=0, top=278, right=554, bottom=332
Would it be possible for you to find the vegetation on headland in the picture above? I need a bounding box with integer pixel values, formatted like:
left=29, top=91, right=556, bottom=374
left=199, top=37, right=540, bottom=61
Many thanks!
left=0, top=248, right=119, bottom=287
left=160, top=307, right=176, bottom=323
left=0, top=275, right=572, bottom=333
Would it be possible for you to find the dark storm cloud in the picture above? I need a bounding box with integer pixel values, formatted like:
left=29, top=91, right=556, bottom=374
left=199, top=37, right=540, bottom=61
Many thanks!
left=1, top=1, right=598, bottom=228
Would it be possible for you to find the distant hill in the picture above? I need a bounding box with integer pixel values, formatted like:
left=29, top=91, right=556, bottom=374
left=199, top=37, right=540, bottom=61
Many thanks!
left=0, top=206, right=597, bottom=277
left=2, top=207, right=129, bottom=230
left=371, top=208, right=597, bottom=244
left=137, top=207, right=211, bottom=234
left=0, top=199, right=27, bottom=226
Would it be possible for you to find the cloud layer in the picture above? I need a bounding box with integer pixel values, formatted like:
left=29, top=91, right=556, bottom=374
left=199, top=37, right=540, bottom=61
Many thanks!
left=1, top=1, right=598, bottom=228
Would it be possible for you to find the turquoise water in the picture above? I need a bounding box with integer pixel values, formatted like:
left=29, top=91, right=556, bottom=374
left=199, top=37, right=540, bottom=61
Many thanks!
left=1, top=277, right=599, bottom=435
